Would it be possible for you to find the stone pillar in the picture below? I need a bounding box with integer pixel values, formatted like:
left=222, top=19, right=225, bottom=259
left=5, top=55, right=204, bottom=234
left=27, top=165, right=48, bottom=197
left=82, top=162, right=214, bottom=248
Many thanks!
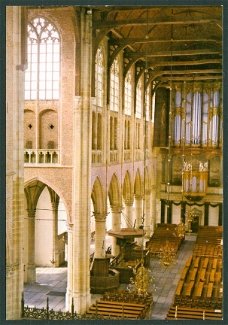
left=111, top=205, right=121, bottom=256
left=27, top=209, right=36, bottom=283
left=94, top=213, right=106, bottom=258
left=6, top=6, right=25, bottom=319
left=124, top=198, right=134, bottom=228
left=134, top=195, right=143, bottom=228
left=66, top=9, right=92, bottom=314
left=134, top=195, right=143, bottom=246
left=144, top=192, right=151, bottom=238
left=66, top=225, right=73, bottom=310
left=51, top=197, right=60, bottom=266
left=150, top=187, right=157, bottom=234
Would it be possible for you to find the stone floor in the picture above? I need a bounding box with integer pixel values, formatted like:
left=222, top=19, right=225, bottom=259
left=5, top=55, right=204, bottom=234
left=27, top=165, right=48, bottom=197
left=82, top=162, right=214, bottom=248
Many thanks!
left=24, top=233, right=196, bottom=320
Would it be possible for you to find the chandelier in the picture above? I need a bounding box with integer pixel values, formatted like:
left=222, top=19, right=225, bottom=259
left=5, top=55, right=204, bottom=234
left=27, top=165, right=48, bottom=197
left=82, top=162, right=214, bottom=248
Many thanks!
left=175, top=220, right=185, bottom=239
left=127, top=258, right=155, bottom=296
left=182, top=159, right=208, bottom=201
left=159, top=240, right=177, bottom=267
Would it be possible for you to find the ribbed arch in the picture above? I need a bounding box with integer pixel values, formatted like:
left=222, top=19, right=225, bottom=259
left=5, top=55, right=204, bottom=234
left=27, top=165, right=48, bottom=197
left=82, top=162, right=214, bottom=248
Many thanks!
left=24, top=177, right=70, bottom=223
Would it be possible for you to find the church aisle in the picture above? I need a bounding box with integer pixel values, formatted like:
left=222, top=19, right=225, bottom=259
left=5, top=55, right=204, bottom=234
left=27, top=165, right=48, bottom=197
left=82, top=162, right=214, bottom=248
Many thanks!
left=24, top=234, right=196, bottom=319
left=149, top=234, right=196, bottom=319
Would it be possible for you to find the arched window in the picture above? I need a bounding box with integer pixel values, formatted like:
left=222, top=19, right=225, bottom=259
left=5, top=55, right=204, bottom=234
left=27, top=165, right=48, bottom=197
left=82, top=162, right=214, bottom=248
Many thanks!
left=124, top=69, right=132, bottom=115
left=25, top=17, right=60, bottom=100
left=95, top=46, right=104, bottom=107
left=136, top=76, right=143, bottom=118
left=110, top=57, right=119, bottom=112
left=145, top=86, right=151, bottom=121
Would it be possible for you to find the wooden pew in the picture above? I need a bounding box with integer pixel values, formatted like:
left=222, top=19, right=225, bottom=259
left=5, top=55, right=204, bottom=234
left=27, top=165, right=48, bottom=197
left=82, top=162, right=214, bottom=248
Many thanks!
left=175, top=280, right=184, bottom=296
left=87, top=300, right=146, bottom=319
left=166, top=306, right=222, bottom=320
left=195, top=281, right=204, bottom=297
left=206, top=282, right=213, bottom=298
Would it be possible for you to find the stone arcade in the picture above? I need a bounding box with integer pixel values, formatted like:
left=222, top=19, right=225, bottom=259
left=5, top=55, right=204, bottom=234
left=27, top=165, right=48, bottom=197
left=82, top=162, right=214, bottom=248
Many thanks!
left=6, top=5, right=223, bottom=320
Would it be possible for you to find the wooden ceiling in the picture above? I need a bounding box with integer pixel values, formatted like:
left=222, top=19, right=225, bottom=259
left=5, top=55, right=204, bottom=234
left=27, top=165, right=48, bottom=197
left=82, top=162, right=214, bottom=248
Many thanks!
left=92, top=6, right=222, bottom=86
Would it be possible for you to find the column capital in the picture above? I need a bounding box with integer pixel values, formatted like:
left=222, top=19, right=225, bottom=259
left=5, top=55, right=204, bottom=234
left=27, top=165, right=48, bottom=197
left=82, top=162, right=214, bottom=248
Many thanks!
left=110, top=205, right=122, bottom=214
left=124, top=197, right=134, bottom=206
left=93, top=212, right=107, bottom=222
left=135, top=194, right=143, bottom=200
left=27, top=208, right=36, bottom=219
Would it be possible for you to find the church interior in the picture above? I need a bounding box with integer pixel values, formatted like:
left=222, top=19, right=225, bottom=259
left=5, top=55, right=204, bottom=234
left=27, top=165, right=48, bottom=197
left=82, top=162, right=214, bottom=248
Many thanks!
left=6, top=5, right=224, bottom=320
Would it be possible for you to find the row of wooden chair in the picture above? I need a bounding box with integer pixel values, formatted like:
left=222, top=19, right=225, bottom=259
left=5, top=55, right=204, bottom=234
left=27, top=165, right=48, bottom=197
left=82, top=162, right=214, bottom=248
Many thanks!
left=171, top=226, right=223, bottom=316
left=146, top=223, right=183, bottom=256
left=87, top=290, right=153, bottom=319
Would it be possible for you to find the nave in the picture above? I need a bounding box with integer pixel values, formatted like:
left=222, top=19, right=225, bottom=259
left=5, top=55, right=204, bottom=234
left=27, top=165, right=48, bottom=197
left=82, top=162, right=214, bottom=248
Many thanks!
left=23, top=233, right=196, bottom=320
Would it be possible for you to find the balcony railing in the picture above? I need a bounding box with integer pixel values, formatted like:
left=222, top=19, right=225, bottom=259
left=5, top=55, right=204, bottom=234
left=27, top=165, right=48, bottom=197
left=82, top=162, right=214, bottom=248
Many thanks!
left=24, top=149, right=60, bottom=165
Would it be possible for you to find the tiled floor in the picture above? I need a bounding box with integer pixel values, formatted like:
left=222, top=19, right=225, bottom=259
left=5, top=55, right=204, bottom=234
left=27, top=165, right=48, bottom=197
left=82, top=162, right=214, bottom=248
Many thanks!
left=24, top=233, right=196, bottom=319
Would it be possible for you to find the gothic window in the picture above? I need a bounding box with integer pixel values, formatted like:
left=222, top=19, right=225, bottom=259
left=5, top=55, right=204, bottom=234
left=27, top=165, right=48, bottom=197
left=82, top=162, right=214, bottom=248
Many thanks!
left=145, top=86, right=150, bottom=121
left=95, top=47, right=104, bottom=107
left=136, top=76, right=143, bottom=118
left=25, top=17, right=60, bottom=100
left=110, top=57, right=120, bottom=112
left=124, top=69, right=132, bottom=115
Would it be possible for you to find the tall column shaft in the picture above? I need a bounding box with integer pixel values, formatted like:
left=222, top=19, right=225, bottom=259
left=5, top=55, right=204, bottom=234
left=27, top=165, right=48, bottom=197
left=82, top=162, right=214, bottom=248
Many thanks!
left=144, top=192, right=151, bottom=237
left=150, top=187, right=157, bottom=234
left=6, top=6, right=25, bottom=319
left=134, top=196, right=143, bottom=228
left=27, top=210, right=36, bottom=282
left=94, top=214, right=106, bottom=258
left=51, top=199, right=59, bottom=266
left=67, top=9, right=92, bottom=314
left=124, top=198, right=134, bottom=228
left=66, top=225, right=73, bottom=309
left=111, top=206, right=121, bottom=256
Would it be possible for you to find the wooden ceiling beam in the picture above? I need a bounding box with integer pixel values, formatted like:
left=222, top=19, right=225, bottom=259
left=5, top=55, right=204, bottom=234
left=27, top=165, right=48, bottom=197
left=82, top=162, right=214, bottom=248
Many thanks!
left=114, top=37, right=221, bottom=46
left=160, top=75, right=222, bottom=81
left=152, top=69, right=222, bottom=77
left=94, top=17, right=220, bottom=29
left=148, top=58, right=221, bottom=67
left=127, top=49, right=221, bottom=59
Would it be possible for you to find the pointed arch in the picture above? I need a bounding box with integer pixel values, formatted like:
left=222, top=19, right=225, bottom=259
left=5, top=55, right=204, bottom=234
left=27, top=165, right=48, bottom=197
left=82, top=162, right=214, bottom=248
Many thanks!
left=24, top=177, right=70, bottom=223
left=123, top=171, right=133, bottom=203
left=134, top=169, right=143, bottom=197
left=91, top=177, right=106, bottom=214
left=108, top=173, right=121, bottom=208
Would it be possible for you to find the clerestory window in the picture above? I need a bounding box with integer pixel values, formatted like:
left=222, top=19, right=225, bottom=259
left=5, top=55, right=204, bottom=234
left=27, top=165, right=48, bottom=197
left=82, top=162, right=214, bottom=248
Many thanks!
left=95, top=46, right=104, bottom=107
left=110, top=57, right=120, bottom=112
left=25, top=17, right=60, bottom=100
